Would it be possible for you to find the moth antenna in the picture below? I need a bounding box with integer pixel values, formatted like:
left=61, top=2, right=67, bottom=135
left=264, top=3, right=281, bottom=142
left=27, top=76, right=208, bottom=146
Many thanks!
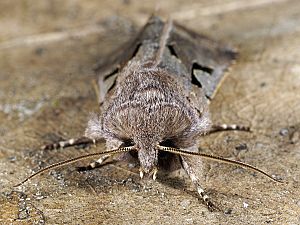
left=14, top=147, right=135, bottom=187
left=157, top=145, right=283, bottom=183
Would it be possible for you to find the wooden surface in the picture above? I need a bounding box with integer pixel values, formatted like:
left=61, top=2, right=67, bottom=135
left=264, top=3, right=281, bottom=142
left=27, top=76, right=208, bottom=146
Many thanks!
left=0, top=0, right=300, bottom=224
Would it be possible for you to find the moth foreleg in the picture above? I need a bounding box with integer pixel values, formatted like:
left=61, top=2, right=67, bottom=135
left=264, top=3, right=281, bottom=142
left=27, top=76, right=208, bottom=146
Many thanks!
left=42, top=136, right=97, bottom=150
left=209, top=124, right=251, bottom=134
left=76, top=155, right=111, bottom=172
left=181, top=156, right=217, bottom=211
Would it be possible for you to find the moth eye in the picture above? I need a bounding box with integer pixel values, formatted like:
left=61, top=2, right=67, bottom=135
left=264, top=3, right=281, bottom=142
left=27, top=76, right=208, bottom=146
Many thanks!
left=159, top=139, right=176, bottom=148
left=121, top=139, right=135, bottom=147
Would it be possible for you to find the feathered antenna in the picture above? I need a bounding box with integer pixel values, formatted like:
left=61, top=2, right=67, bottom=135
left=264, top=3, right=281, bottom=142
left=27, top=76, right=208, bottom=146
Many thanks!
left=14, top=146, right=135, bottom=187
left=157, top=145, right=283, bottom=183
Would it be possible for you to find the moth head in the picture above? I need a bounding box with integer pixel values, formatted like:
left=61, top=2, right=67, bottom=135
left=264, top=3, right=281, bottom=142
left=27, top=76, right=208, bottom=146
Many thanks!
left=133, top=134, right=159, bottom=178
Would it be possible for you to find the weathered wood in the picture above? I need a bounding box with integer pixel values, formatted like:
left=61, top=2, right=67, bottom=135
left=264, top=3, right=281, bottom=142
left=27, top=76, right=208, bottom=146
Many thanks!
left=0, top=0, right=299, bottom=224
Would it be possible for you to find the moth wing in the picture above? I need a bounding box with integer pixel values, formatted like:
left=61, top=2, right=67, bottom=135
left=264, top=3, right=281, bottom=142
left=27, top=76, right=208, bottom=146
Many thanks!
left=169, top=23, right=237, bottom=100
left=94, top=16, right=165, bottom=105
left=94, top=38, right=137, bottom=105
left=95, top=16, right=237, bottom=103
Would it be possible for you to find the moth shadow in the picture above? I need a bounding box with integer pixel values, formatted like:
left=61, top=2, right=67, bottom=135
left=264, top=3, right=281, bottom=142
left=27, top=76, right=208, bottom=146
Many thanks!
left=158, top=175, right=187, bottom=191
left=157, top=173, right=203, bottom=199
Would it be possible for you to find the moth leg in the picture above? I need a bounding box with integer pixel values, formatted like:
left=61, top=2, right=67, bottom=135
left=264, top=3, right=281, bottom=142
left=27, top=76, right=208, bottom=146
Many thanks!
left=77, top=139, right=127, bottom=172
left=42, top=136, right=97, bottom=150
left=76, top=155, right=111, bottom=172
left=208, top=124, right=251, bottom=134
left=181, top=156, right=217, bottom=211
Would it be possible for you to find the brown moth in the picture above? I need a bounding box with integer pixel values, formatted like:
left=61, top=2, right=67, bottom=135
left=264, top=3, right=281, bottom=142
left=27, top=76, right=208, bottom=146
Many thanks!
left=15, top=16, right=281, bottom=210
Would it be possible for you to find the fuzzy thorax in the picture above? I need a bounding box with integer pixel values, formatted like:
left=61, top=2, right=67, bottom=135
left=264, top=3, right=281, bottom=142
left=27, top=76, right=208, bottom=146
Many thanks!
left=85, top=62, right=211, bottom=173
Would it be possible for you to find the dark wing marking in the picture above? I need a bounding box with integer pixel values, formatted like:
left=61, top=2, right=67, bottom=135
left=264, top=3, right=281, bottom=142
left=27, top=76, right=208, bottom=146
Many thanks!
left=95, top=16, right=237, bottom=104
left=95, top=16, right=165, bottom=104
left=168, top=23, right=237, bottom=100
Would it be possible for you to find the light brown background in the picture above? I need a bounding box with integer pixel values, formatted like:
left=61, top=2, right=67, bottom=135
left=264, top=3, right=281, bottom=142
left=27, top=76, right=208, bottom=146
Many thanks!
left=0, top=0, right=299, bottom=224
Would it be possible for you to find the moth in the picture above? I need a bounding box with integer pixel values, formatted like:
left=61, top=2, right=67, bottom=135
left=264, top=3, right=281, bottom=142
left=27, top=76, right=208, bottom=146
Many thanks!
left=16, top=16, right=281, bottom=210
